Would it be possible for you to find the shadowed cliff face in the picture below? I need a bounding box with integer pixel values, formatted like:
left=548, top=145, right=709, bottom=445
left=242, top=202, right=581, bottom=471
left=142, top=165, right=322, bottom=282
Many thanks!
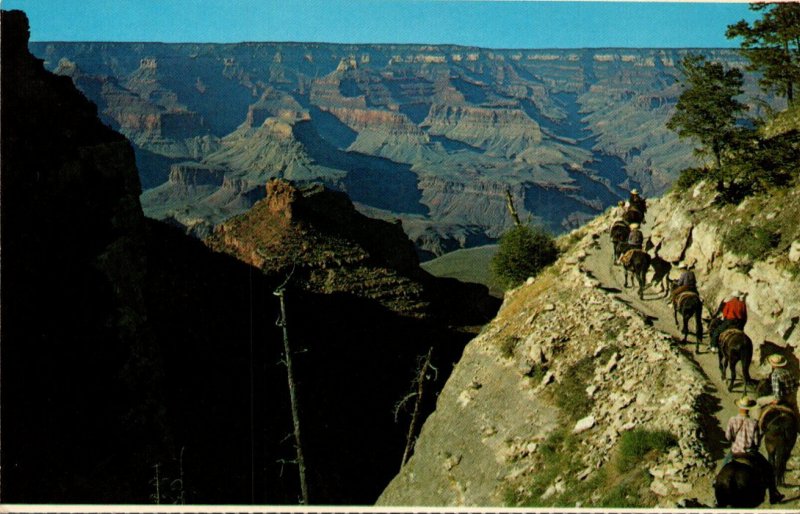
left=2, top=9, right=168, bottom=501
left=2, top=10, right=497, bottom=504
left=32, top=41, right=780, bottom=256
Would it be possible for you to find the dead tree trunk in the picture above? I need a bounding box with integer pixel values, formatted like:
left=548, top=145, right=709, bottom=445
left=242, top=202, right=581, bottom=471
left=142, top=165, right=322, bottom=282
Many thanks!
left=274, top=286, right=309, bottom=504
left=400, top=347, right=433, bottom=470
left=505, top=189, right=521, bottom=227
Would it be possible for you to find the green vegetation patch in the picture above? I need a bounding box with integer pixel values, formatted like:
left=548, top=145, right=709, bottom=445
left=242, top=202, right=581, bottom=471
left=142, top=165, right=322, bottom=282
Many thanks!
left=491, top=225, right=559, bottom=290
left=498, top=335, right=520, bottom=359
left=615, top=429, right=678, bottom=473
left=722, top=222, right=781, bottom=261
left=552, top=346, right=619, bottom=421
left=672, top=167, right=706, bottom=192
left=505, top=426, right=677, bottom=508
left=421, top=244, right=501, bottom=295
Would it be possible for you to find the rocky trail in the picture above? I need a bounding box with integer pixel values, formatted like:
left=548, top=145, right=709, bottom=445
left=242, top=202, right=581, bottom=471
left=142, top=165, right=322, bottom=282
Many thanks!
left=581, top=218, right=800, bottom=508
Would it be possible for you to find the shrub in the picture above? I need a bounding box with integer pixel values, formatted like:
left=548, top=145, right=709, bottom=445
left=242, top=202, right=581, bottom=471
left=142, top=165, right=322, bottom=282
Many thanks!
left=723, top=223, right=781, bottom=261
left=616, top=429, right=677, bottom=473
left=498, top=336, right=519, bottom=359
left=673, top=167, right=707, bottom=191
left=491, top=224, right=558, bottom=289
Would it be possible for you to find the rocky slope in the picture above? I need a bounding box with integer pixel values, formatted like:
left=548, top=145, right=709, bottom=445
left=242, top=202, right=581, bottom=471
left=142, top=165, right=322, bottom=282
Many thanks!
left=2, top=10, right=499, bottom=504
left=31, top=42, right=781, bottom=256
left=377, top=225, right=714, bottom=507
left=378, top=179, right=800, bottom=507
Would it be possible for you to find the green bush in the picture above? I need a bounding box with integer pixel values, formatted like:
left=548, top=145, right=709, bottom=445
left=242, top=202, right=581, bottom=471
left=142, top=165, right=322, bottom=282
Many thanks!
left=491, top=224, right=558, bottom=289
left=673, top=167, right=707, bottom=191
left=723, top=223, right=781, bottom=261
left=616, top=430, right=677, bottom=473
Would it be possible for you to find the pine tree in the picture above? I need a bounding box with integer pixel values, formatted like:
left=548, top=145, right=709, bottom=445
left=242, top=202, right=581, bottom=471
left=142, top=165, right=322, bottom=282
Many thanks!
left=666, top=54, right=748, bottom=171
left=726, top=2, right=800, bottom=105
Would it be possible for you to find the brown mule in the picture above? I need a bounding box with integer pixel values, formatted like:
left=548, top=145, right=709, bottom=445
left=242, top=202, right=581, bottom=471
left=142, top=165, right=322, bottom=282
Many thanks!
left=717, top=328, right=754, bottom=392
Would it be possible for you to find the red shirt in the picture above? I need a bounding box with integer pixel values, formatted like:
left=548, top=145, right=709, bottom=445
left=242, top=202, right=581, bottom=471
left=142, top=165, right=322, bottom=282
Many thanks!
left=722, top=298, right=747, bottom=321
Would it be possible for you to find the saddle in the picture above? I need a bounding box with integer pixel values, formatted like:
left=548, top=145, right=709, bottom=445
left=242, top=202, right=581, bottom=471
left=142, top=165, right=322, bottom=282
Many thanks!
left=758, top=404, right=797, bottom=433
left=619, top=249, right=644, bottom=266
left=732, top=455, right=757, bottom=468
left=718, top=328, right=744, bottom=347
left=673, top=290, right=698, bottom=307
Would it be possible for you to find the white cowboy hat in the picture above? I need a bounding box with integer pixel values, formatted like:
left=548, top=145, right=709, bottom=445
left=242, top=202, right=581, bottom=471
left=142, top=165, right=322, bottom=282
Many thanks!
left=631, top=189, right=639, bottom=195
left=729, top=290, right=743, bottom=300
left=768, top=354, right=788, bottom=368
left=736, top=396, right=756, bottom=409
left=629, top=223, right=640, bottom=229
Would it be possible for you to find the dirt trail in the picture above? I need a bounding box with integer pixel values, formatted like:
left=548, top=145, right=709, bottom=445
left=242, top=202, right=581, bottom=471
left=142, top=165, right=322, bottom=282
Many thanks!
left=581, top=219, right=800, bottom=508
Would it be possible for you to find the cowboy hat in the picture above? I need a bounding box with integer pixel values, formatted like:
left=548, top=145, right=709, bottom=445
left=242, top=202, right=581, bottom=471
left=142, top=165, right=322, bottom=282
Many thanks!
left=768, top=354, right=788, bottom=368
left=629, top=223, right=640, bottom=229
left=677, top=262, right=687, bottom=269
left=736, top=396, right=756, bottom=409
left=631, top=189, right=639, bottom=195
left=729, top=290, right=743, bottom=300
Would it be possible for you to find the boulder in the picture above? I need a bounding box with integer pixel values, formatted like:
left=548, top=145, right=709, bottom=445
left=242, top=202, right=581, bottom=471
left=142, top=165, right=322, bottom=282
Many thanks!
left=789, top=241, right=800, bottom=263
left=573, top=415, right=596, bottom=434
left=649, top=478, right=670, bottom=496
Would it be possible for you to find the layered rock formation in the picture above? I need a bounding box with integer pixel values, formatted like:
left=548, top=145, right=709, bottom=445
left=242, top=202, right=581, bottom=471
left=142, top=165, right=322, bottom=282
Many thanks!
left=33, top=42, right=780, bottom=256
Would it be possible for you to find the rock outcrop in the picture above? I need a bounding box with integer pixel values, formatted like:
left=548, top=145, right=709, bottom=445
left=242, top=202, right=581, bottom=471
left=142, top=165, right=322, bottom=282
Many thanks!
left=647, top=182, right=800, bottom=360
left=206, top=179, right=500, bottom=324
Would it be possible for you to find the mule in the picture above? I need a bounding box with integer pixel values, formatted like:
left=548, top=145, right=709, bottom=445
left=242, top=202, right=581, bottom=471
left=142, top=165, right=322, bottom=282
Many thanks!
left=647, top=245, right=671, bottom=297
left=714, top=458, right=768, bottom=508
left=709, top=319, right=754, bottom=392
left=619, top=249, right=650, bottom=299
left=761, top=405, right=798, bottom=487
left=672, top=291, right=703, bottom=352
left=756, top=378, right=799, bottom=486
left=609, top=220, right=630, bottom=263
left=621, top=207, right=643, bottom=225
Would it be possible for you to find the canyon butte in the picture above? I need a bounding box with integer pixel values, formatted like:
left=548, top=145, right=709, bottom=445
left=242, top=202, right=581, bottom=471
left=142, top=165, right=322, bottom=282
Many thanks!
left=31, top=40, right=776, bottom=257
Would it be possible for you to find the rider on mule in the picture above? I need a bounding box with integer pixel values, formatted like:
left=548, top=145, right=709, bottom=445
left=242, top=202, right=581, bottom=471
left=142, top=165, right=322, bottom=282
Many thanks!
left=670, top=262, right=697, bottom=301
left=627, top=223, right=643, bottom=250
left=758, top=354, right=799, bottom=417
left=723, top=396, right=784, bottom=504
left=629, top=189, right=646, bottom=215
left=710, top=291, right=747, bottom=349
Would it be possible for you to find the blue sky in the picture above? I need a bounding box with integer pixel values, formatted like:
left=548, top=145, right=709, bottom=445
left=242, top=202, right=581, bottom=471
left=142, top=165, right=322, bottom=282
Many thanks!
left=4, top=1, right=758, bottom=48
